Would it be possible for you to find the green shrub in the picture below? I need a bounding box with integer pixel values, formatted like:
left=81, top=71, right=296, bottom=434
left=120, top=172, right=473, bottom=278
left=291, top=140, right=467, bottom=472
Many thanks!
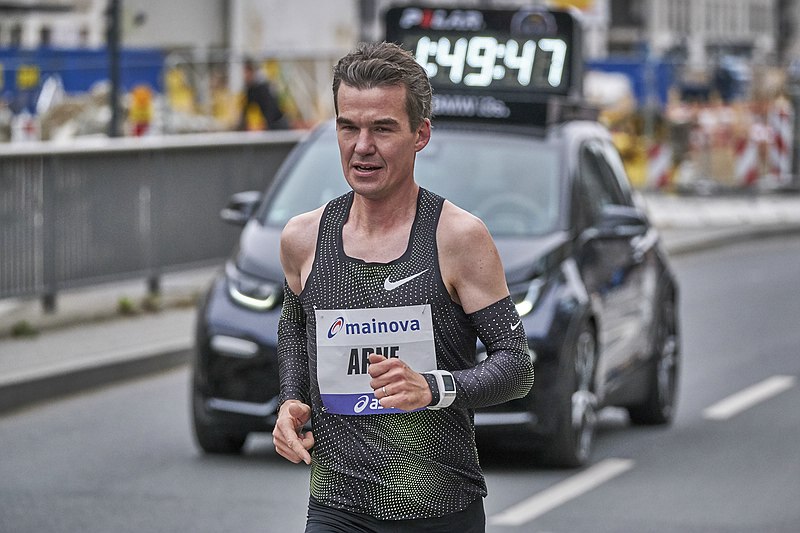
left=117, top=296, right=138, bottom=316
left=10, top=320, right=38, bottom=337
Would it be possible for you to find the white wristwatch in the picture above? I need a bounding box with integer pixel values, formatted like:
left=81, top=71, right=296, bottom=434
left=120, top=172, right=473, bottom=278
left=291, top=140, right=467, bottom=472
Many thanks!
left=425, top=370, right=457, bottom=410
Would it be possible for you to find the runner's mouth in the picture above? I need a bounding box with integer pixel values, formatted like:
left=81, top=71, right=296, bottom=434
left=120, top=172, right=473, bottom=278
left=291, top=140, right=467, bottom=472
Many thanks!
left=355, top=164, right=381, bottom=172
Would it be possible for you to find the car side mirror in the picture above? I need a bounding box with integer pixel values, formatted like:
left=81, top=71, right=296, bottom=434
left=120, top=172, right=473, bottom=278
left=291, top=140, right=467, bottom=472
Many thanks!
left=220, top=190, right=262, bottom=227
left=595, top=204, right=649, bottom=239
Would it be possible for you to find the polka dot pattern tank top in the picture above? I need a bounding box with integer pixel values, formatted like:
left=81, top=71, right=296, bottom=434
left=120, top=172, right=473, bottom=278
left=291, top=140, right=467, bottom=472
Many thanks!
left=298, top=188, right=486, bottom=520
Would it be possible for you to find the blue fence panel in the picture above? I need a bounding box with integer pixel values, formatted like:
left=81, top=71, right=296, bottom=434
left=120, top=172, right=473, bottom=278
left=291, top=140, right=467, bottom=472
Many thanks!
left=585, top=57, right=676, bottom=108
left=0, top=47, right=164, bottom=112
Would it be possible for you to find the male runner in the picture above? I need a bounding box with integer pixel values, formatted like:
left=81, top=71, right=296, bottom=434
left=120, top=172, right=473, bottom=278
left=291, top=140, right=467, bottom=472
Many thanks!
left=273, top=41, right=534, bottom=532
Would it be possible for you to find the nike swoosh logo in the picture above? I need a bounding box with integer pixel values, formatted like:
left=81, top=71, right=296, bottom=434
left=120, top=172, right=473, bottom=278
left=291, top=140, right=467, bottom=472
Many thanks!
left=384, top=269, right=428, bottom=291
left=511, top=320, right=522, bottom=331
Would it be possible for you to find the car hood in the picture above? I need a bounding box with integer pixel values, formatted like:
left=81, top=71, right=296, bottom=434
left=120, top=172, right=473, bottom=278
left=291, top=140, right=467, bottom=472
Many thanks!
left=495, top=231, right=571, bottom=285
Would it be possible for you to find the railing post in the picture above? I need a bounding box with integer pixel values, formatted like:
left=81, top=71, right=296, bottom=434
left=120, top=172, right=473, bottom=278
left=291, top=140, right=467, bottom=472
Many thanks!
left=107, top=0, right=123, bottom=138
left=41, top=155, right=57, bottom=313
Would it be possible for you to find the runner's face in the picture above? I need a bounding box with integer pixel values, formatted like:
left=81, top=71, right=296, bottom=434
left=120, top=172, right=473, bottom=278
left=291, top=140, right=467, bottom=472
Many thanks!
left=336, top=83, right=430, bottom=200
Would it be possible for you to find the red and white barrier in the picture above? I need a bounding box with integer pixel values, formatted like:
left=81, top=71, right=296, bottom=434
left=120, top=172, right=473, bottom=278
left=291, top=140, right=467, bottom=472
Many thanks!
left=767, top=98, right=793, bottom=186
left=647, top=142, right=673, bottom=189
left=733, top=130, right=760, bottom=186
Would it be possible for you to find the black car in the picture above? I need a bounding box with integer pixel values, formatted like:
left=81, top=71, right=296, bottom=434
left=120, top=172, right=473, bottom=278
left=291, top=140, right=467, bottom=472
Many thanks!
left=191, top=118, right=680, bottom=467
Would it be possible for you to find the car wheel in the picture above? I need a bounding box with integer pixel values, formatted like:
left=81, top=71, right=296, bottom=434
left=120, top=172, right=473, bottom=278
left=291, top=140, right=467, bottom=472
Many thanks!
left=627, top=297, right=679, bottom=425
left=539, top=321, right=598, bottom=468
left=191, top=386, right=248, bottom=454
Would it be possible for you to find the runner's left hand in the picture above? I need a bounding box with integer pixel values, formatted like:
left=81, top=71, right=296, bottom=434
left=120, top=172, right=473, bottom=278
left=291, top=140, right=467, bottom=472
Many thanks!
left=367, top=353, right=433, bottom=411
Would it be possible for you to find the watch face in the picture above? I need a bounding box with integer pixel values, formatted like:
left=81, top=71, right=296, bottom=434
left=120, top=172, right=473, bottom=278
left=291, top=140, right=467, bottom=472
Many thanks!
left=442, top=373, right=456, bottom=392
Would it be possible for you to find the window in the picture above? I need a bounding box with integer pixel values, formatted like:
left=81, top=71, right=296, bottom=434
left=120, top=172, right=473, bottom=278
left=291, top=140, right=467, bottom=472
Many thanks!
left=576, top=140, right=629, bottom=226
left=598, top=141, right=635, bottom=207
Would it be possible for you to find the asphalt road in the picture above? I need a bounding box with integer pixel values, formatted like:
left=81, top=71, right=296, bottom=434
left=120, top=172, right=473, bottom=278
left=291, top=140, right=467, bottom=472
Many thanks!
left=0, top=235, right=798, bottom=533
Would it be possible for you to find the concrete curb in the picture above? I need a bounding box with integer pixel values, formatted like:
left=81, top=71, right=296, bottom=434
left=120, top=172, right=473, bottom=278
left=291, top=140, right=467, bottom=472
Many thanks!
left=663, top=222, right=800, bottom=256
left=0, top=347, right=190, bottom=415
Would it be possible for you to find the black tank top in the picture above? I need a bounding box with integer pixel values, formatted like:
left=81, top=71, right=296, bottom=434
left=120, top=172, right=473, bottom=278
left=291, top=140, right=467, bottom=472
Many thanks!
left=298, top=187, right=485, bottom=520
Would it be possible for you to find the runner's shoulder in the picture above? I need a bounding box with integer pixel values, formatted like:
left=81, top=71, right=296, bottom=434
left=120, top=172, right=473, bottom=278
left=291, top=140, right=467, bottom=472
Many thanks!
left=438, top=200, right=493, bottom=251
left=281, top=206, right=325, bottom=267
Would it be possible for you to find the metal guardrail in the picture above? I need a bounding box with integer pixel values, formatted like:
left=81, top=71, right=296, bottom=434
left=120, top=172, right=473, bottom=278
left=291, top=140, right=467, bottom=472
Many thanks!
left=0, top=130, right=306, bottom=310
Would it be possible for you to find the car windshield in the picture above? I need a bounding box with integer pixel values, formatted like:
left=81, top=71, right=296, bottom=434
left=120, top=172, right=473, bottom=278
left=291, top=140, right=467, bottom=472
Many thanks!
left=262, top=126, right=562, bottom=237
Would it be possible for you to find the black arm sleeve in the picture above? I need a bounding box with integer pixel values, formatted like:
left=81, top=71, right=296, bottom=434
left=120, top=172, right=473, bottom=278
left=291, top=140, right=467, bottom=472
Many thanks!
left=451, top=296, right=534, bottom=409
left=277, top=281, right=310, bottom=407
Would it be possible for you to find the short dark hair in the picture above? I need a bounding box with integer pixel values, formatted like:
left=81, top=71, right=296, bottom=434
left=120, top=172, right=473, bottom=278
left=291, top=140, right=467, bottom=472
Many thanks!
left=332, top=41, right=432, bottom=130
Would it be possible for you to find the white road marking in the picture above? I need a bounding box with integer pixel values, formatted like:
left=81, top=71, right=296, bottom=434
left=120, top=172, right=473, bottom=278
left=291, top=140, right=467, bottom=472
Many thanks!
left=703, top=374, right=797, bottom=420
left=489, top=458, right=635, bottom=527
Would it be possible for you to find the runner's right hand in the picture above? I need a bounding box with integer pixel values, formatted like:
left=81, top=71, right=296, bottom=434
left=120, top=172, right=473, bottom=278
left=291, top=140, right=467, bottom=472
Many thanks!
left=273, top=400, right=314, bottom=465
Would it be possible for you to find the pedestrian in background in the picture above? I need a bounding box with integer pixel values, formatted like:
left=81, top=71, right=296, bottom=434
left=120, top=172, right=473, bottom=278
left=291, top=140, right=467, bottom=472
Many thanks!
left=238, top=58, right=289, bottom=131
left=272, top=41, right=534, bottom=532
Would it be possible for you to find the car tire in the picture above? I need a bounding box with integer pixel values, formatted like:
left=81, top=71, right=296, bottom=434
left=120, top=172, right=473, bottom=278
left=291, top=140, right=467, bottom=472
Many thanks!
left=538, top=320, right=598, bottom=468
left=191, top=387, right=248, bottom=454
left=627, top=297, right=679, bottom=425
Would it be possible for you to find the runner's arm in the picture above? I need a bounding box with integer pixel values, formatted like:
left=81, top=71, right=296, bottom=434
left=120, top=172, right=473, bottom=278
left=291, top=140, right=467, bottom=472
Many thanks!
left=273, top=211, right=319, bottom=463
left=436, top=202, right=534, bottom=409
left=276, top=282, right=310, bottom=406
left=448, top=296, right=534, bottom=409
left=276, top=209, right=318, bottom=405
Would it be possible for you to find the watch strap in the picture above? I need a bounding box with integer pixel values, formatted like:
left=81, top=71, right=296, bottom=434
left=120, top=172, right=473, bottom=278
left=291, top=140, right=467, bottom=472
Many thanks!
left=423, top=373, right=440, bottom=405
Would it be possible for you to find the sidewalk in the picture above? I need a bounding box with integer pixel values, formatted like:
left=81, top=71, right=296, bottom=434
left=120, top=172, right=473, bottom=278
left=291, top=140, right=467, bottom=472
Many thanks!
left=1, top=191, right=800, bottom=414
left=645, top=191, right=800, bottom=255
left=0, top=268, right=215, bottom=413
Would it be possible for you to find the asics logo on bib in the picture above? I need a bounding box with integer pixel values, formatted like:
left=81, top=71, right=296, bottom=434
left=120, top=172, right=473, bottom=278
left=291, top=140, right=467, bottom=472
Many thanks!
left=353, top=394, right=384, bottom=414
left=326, top=316, right=422, bottom=337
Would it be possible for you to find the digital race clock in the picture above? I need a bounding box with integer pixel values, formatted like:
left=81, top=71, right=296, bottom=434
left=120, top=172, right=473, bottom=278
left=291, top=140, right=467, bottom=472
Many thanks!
left=385, top=5, right=583, bottom=124
left=411, top=33, right=567, bottom=91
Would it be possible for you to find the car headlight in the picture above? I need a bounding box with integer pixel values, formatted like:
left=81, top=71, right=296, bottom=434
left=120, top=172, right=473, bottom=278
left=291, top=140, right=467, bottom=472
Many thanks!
left=511, top=278, right=544, bottom=318
left=225, top=261, right=281, bottom=311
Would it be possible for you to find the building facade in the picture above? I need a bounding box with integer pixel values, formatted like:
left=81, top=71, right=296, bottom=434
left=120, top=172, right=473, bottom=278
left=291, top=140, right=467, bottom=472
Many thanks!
left=2, top=0, right=794, bottom=65
left=2, top=0, right=798, bottom=125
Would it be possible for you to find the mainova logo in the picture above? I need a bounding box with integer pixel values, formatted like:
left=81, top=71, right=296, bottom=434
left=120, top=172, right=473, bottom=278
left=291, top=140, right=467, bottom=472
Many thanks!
left=327, top=316, right=345, bottom=338
left=328, top=316, right=422, bottom=337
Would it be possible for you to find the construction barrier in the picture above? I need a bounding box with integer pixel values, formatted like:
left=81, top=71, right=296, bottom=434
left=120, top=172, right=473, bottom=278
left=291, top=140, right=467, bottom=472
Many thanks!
left=614, top=98, right=796, bottom=191
left=647, top=142, right=673, bottom=189
left=733, top=127, right=760, bottom=186
left=767, top=97, right=794, bottom=187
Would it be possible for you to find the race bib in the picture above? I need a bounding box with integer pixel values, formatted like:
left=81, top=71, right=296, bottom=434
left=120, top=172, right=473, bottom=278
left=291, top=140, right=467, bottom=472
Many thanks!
left=315, top=305, right=436, bottom=415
